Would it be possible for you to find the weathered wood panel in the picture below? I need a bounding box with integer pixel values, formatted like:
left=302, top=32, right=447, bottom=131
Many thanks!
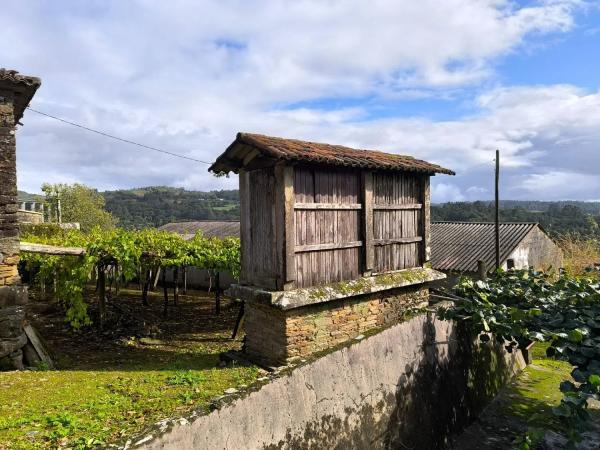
left=373, top=172, right=423, bottom=273
left=362, top=171, right=374, bottom=275
left=293, top=168, right=361, bottom=288
left=421, top=176, right=431, bottom=264
left=275, top=164, right=295, bottom=289
left=246, top=168, right=278, bottom=289
left=239, top=169, right=251, bottom=284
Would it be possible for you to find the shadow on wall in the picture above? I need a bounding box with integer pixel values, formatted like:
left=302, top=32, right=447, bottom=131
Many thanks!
left=384, top=315, right=515, bottom=450
left=260, top=315, right=521, bottom=450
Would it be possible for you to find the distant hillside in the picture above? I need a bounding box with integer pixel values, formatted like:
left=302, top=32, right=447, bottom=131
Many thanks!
left=432, top=200, right=600, bottom=237
left=17, top=190, right=43, bottom=203
left=102, top=186, right=239, bottom=229
left=19, top=185, right=600, bottom=236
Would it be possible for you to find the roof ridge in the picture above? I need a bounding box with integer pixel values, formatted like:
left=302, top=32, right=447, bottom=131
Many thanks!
left=212, top=132, right=455, bottom=175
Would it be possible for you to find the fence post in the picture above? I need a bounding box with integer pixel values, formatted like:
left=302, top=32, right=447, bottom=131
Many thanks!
left=215, top=271, right=221, bottom=315
left=477, top=260, right=487, bottom=281
left=98, top=265, right=106, bottom=330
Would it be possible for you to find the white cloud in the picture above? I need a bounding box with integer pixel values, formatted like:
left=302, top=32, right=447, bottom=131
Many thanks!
left=513, top=171, right=600, bottom=200
left=1, top=0, right=595, bottom=203
left=431, top=183, right=466, bottom=203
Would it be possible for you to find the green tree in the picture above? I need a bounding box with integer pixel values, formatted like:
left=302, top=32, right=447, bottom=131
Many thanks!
left=42, top=183, right=118, bottom=232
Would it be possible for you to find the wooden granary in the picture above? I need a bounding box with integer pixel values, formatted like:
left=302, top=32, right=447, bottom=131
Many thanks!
left=210, top=132, right=454, bottom=364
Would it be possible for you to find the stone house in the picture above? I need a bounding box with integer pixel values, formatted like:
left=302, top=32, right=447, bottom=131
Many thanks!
left=431, top=221, right=563, bottom=285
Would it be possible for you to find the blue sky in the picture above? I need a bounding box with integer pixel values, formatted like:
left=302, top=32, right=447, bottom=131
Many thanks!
left=2, top=0, right=600, bottom=201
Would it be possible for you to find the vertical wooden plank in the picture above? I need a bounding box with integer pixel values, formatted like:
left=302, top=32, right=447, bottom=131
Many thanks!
left=238, top=169, right=251, bottom=284
left=284, top=166, right=296, bottom=285
left=275, top=163, right=296, bottom=289
left=421, top=176, right=431, bottom=265
left=362, top=171, right=374, bottom=274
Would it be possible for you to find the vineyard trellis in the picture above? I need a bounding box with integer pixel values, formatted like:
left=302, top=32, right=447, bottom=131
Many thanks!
left=20, top=226, right=240, bottom=329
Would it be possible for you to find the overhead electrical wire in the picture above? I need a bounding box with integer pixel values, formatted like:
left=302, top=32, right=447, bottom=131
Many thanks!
left=25, top=107, right=211, bottom=165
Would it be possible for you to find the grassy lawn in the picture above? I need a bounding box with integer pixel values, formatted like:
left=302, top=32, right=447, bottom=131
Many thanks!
left=455, top=342, right=600, bottom=448
left=0, top=288, right=260, bottom=449
left=501, top=343, right=575, bottom=430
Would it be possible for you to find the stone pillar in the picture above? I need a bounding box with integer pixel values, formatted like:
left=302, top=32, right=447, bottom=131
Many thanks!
left=0, top=69, right=40, bottom=370
left=0, top=92, right=21, bottom=286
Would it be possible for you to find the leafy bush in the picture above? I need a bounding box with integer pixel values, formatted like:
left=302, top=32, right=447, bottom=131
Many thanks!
left=439, top=268, right=600, bottom=445
left=557, top=234, right=600, bottom=278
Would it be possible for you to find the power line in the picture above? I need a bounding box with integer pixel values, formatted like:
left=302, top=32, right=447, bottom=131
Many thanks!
left=25, top=107, right=211, bottom=165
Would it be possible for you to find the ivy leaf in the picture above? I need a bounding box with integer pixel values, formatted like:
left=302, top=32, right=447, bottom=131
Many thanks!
left=588, top=374, right=600, bottom=388
left=553, top=403, right=572, bottom=417
left=560, top=380, right=576, bottom=393
left=529, top=332, right=545, bottom=342
left=568, top=329, right=584, bottom=343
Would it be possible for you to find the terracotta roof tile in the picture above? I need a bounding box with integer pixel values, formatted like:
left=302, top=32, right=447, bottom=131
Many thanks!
left=210, top=132, right=455, bottom=175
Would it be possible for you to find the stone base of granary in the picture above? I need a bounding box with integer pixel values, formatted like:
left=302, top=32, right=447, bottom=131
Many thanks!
left=244, top=285, right=429, bottom=366
left=0, top=284, right=29, bottom=370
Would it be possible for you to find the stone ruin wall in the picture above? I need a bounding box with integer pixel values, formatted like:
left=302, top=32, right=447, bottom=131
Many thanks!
left=0, top=92, right=21, bottom=286
left=0, top=83, right=33, bottom=370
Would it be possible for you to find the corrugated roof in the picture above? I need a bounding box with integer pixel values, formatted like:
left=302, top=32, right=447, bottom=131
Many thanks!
left=0, top=69, right=41, bottom=123
left=209, top=132, right=455, bottom=175
left=431, top=222, right=539, bottom=273
left=158, top=221, right=240, bottom=240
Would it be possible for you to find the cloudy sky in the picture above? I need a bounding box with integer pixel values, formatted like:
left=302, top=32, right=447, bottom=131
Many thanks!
left=3, top=0, right=600, bottom=201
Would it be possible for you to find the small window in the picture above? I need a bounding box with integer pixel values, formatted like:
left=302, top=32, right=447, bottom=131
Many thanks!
left=507, top=259, right=515, bottom=269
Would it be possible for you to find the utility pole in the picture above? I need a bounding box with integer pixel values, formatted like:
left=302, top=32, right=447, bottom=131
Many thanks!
left=56, top=197, right=62, bottom=224
left=495, top=149, right=500, bottom=270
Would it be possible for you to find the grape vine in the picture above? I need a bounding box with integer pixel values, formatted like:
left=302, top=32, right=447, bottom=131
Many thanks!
left=20, top=227, right=241, bottom=329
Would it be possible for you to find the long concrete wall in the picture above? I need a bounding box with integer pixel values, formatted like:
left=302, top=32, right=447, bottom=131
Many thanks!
left=136, top=313, right=526, bottom=450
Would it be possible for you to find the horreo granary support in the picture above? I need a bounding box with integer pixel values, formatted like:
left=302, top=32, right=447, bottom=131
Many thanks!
left=211, top=133, right=455, bottom=365
left=0, top=69, right=40, bottom=370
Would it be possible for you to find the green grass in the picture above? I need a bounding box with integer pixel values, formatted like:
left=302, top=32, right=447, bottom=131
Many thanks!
left=0, top=289, right=259, bottom=449
left=501, top=342, right=600, bottom=433
left=0, top=361, right=258, bottom=449
left=503, top=350, right=572, bottom=430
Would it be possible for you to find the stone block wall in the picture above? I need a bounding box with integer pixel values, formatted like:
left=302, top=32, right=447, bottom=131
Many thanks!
left=17, top=209, right=44, bottom=224
left=244, top=285, right=428, bottom=365
left=0, top=92, right=20, bottom=286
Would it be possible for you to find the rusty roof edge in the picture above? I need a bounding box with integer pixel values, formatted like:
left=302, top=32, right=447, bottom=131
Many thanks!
left=208, top=133, right=244, bottom=173
left=239, top=132, right=455, bottom=175
left=209, top=132, right=456, bottom=175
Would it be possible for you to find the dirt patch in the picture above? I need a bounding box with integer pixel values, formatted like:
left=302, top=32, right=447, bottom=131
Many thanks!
left=26, top=286, right=243, bottom=370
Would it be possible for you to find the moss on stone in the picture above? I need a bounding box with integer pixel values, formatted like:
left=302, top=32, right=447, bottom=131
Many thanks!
left=307, top=268, right=431, bottom=302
